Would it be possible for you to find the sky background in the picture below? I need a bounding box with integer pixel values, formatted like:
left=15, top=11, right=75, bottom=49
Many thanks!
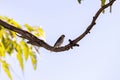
left=0, top=0, right=120, bottom=80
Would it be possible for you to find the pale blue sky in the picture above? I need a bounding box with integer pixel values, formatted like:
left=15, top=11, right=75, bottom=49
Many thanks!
left=0, top=0, right=120, bottom=80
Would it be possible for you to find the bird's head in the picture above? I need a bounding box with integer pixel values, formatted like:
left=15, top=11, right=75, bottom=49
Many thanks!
left=61, top=34, right=65, bottom=38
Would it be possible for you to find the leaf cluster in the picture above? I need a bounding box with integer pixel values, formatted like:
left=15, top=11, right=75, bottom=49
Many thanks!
left=0, top=16, right=45, bottom=80
left=78, top=0, right=112, bottom=13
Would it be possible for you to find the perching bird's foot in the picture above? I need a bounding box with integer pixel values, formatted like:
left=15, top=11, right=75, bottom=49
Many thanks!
left=68, top=39, right=79, bottom=49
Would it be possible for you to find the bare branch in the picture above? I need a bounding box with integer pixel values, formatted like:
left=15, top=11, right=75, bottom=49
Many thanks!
left=0, top=0, right=116, bottom=52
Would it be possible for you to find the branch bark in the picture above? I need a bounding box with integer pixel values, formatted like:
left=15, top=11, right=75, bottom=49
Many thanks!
left=0, top=0, right=116, bottom=52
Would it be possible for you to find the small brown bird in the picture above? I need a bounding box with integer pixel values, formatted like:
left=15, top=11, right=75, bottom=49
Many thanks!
left=54, top=34, right=65, bottom=48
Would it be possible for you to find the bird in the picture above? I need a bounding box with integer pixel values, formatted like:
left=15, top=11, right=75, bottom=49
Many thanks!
left=53, top=34, right=65, bottom=48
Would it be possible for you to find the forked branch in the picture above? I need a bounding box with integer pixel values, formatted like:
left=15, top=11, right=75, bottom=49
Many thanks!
left=0, top=0, right=116, bottom=52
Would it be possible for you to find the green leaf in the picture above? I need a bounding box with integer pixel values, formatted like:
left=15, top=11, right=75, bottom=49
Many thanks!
left=16, top=52, right=24, bottom=71
left=12, top=41, right=17, bottom=48
left=15, top=43, right=22, bottom=54
left=0, top=59, right=12, bottom=80
left=1, top=36, right=14, bottom=55
left=20, top=40, right=29, bottom=61
left=0, top=25, right=3, bottom=30
left=9, top=31, right=17, bottom=38
left=78, top=0, right=81, bottom=4
left=101, top=0, right=106, bottom=6
left=0, top=16, right=21, bottom=28
left=16, top=44, right=24, bottom=70
left=30, top=51, right=37, bottom=70
left=0, top=42, right=5, bottom=57
left=24, top=24, right=34, bottom=31
left=101, top=0, right=106, bottom=13
left=6, top=42, right=14, bottom=55
left=33, top=27, right=46, bottom=39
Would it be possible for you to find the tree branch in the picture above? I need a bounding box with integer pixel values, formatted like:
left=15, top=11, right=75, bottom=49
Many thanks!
left=0, top=0, right=116, bottom=52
